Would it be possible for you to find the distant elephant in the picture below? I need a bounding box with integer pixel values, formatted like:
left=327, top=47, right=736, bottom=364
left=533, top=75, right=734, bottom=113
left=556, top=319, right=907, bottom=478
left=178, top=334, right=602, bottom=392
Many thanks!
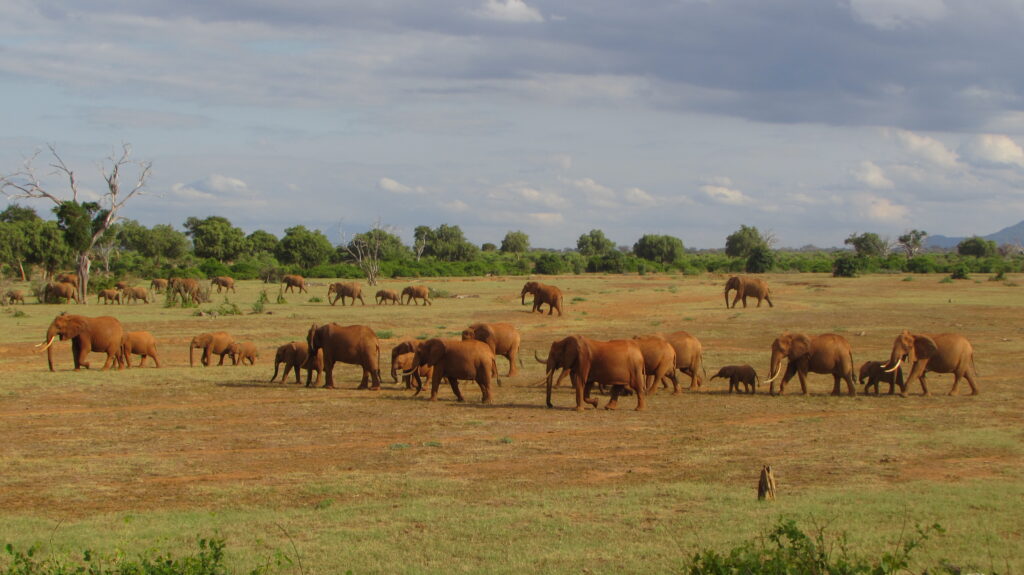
left=123, top=331, right=161, bottom=368
left=307, top=323, right=381, bottom=389
left=537, top=335, right=646, bottom=411
left=375, top=289, right=401, bottom=305
left=189, top=331, right=235, bottom=367
left=390, top=338, right=423, bottom=382
left=662, top=331, right=706, bottom=391
left=97, top=289, right=122, bottom=305
left=5, top=289, right=25, bottom=304
left=393, top=351, right=433, bottom=391
left=150, top=278, right=168, bottom=293
left=282, top=274, right=307, bottom=294
left=858, top=360, right=904, bottom=395
left=114, top=281, right=131, bottom=291
left=520, top=281, right=563, bottom=316
left=724, top=276, right=773, bottom=309
left=401, top=285, right=431, bottom=305
left=55, top=272, right=78, bottom=286
left=44, top=281, right=80, bottom=304
left=229, top=342, right=259, bottom=366
left=122, top=286, right=151, bottom=304
left=328, top=282, right=365, bottom=306
left=632, top=335, right=679, bottom=395
left=711, top=365, right=759, bottom=394
left=37, top=313, right=126, bottom=372
left=883, top=331, right=977, bottom=396
left=765, top=333, right=855, bottom=396
left=169, top=278, right=203, bottom=304
left=461, top=322, right=522, bottom=376
left=405, top=338, right=498, bottom=403
left=270, top=341, right=322, bottom=386
left=211, top=276, right=236, bottom=293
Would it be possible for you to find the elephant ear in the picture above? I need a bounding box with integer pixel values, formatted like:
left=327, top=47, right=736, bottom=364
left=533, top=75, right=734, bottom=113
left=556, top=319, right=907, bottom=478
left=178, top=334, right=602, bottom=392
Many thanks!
left=571, top=336, right=592, bottom=385
left=913, top=335, right=938, bottom=361
left=790, top=334, right=812, bottom=359
left=427, top=339, right=447, bottom=365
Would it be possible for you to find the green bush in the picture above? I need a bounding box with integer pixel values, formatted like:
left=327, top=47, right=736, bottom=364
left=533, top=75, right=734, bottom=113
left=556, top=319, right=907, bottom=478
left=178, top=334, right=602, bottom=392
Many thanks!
left=198, top=258, right=231, bottom=279
left=949, top=263, right=970, bottom=280
left=685, top=518, right=947, bottom=575
left=1, top=536, right=281, bottom=574
left=533, top=253, right=566, bottom=275
left=832, top=254, right=860, bottom=277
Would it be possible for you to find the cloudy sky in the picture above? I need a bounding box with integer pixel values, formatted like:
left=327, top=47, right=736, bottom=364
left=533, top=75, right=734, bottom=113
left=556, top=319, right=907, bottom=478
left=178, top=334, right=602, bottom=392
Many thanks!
left=1, top=0, right=1022, bottom=249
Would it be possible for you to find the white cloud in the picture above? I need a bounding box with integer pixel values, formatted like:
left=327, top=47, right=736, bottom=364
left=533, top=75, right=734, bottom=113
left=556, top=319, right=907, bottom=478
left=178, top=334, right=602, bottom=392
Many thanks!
left=169, top=174, right=261, bottom=206
left=623, top=187, right=657, bottom=206
left=518, top=186, right=568, bottom=209
left=474, top=0, right=544, bottom=23
left=443, top=199, right=471, bottom=212
left=567, top=177, right=614, bottom=198
left=848, top=0, right=947, bottom=30
left=851, top=193, right=909, bottom=223
left=701, top=184, right=752, bottom=206
left=527, top=212, right=564, bottom=224
left=854, top=160, right=895, bottom=189
left=961, top=134, right=1024, bottom=168
left=378, top=177, right=426, bottom=194
left=890, top=129, right=959, bottom=169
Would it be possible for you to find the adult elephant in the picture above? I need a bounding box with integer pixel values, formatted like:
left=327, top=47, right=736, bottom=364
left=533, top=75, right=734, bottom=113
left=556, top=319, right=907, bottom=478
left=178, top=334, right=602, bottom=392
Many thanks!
left=401, top=285, right=431, bottom=306
left=393, top=351, right=432, bottom=391
left=520, top=281, right=563, bottom=316
left=724, top=276, right=773, bottom=309
left=150, top=278, right=169, bottom=293
left=211, top=276, right=236, bottom=293
left=883, top=331, right=978, bottom=396
left=122, top=286, right=151, bottom=304
left=462, top=322, right=522, bottom=376
left=282, top=274, right=308, bottom=294
left=270, top=341, right=321, bottom=386
left=36, top=313, right=126, bottom=371
left=5, top=290, right=25, bottom=304
left=55, top=272, right=78, bottom=286
left=189, top=331, right=235, bottom=367
left=44, top=281, right=80, bottom=304
left=170, top=278, right=202, bottom=304
left=859, top=360, right=904, bottom=395
left=537, top=335, right=646, bottom=411
left=375, top=289, right=401, bottom=305
left=307, top=323, right=381, bottom=389
left=405, top=338, right=497, bottom=404
left=327, top=282, right=365, bottom=306
left=97, top=289, right=122, bottom=305
left=123, top=331, right=161, bottom=368
left=661, top=331, right=706, bottom=391
left=632, top=335, right=679, bottom=394
left=764, top=333, right=856, bottom=396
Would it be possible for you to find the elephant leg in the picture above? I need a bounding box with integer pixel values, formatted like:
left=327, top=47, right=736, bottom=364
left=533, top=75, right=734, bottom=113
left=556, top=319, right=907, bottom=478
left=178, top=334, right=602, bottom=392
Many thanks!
left=687, top=368, right=699, bottom=392
left=573, top=380, right=586, bottom=411
left=357, top=368, right=369, bottom=390
left=948, top=373, right=962, bottom=396
left=886, top=380, right=895, bottom=395
left=964, top=370, right=979, bottom=396
left=137, top=355, right=146, bottom=368
left=101, top=351, right=117, bottom=370
left=645, top=375, right=657, bottom=395
left=634, top=384, right=646, bottom=411
left=605, top=384, right=620, bottom=410
left=831, top=374, right=842, bottom=396
left=322, top=362, right=336, bottom=389
left=919, top=374, right=930, bottom=396
left=449, top=377, right=465, bottom=402
left=729, top=377, right=737, bottom=393
left=845, top=373, right=856, bottom=396
left=218, top=352, right=229, bottom=366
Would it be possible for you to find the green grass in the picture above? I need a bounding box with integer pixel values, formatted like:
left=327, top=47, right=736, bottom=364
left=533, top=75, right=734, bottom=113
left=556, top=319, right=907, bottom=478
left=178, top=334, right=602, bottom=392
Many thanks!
left=0, top=273, right=1022, bottom=573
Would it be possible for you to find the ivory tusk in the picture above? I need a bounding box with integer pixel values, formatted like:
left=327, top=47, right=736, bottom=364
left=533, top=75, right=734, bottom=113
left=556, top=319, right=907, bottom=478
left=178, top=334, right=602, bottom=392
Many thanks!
left=884, top=357, right=902, bottom=373
left=764, top=365, right=781, bottom=383
left=34, top=335, right=57, bottom=353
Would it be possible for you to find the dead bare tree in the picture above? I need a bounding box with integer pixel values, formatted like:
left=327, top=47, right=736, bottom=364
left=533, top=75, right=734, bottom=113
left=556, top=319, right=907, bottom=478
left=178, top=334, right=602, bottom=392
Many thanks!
left=0, top=144, right=152, bottom=302
left=340, top=218, right=391, bottom=286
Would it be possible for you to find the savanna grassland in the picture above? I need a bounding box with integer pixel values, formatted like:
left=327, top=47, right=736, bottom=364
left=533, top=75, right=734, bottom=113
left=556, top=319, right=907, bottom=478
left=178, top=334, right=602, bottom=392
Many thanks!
left=0, top=273, right=1022, bottom=574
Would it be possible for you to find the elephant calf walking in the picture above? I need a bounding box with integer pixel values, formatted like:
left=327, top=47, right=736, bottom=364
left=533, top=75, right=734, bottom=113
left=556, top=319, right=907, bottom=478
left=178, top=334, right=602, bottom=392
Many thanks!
left=711, top=365, right=759, bottom=394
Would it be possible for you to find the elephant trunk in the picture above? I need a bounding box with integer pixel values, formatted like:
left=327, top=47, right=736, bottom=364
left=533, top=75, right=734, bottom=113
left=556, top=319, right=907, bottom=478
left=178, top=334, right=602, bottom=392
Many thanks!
left=765, top=352, right=783, bottom=384
left=723, top=288, right=730, bottom=308
left=545, top=367, right=555, bottom=408
left=271, top=360, right=281, bottom=382
left=189, top=342, right=196, bottom=367
left=521, top=290, right=529, bottom=305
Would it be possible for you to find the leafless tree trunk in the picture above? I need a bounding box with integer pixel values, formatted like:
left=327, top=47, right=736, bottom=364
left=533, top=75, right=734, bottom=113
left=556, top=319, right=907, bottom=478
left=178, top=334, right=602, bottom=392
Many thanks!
left=758, top=464, right=776, bottom=500
left=341, top=218, right=387, bottom=286
left=0, top=144, right=151, bottom=303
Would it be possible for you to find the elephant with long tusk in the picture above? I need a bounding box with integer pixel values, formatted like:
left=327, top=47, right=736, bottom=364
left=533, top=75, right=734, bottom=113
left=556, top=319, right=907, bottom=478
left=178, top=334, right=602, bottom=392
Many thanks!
left=39, top=313, right=127, bottom=371
left=882, top=330, right=978, bottom=396
left=765, top=332, right=856, bottom=396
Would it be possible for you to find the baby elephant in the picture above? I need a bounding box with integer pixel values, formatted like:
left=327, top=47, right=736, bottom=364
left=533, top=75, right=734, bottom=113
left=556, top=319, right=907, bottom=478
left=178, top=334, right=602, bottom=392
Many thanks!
left=5, top=290, right=25, bottom=304
left=230, top=342, right=260, bottom=366
left=859, top=361, right=904, bottom=395
left=711, top=364, right=759, bottom=394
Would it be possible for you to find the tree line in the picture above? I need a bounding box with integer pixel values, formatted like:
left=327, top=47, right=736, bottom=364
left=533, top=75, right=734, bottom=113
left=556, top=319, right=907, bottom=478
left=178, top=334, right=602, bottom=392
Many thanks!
left=1, top=206, right=1020, bottom=291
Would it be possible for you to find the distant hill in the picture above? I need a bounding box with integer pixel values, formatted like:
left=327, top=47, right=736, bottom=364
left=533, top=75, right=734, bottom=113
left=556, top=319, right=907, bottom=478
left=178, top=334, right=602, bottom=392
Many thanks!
left=925, top=220, right=1024, bottom=249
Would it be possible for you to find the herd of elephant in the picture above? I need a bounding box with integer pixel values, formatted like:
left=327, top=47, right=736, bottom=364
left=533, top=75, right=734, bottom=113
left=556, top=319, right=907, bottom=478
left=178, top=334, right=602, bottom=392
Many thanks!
left=32, top=275, right=980, bottom=410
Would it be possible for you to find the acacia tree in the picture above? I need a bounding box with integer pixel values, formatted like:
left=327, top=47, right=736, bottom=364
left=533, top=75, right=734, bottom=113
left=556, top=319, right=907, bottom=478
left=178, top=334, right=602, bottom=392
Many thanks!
left=0, top=144, right=151, bottom=301
left=897, top=230, right=928, bottom=259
